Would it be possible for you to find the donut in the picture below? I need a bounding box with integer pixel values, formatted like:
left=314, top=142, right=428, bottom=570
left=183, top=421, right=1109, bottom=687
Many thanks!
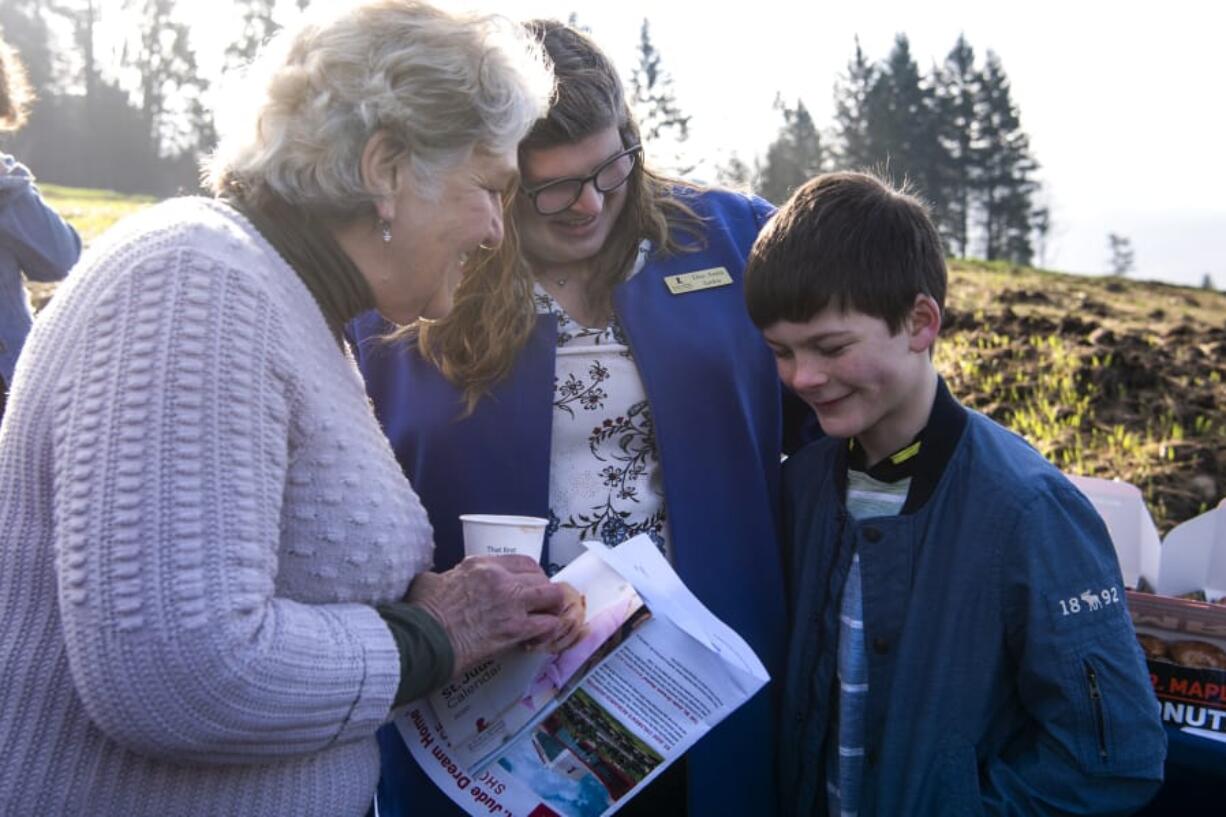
left=1168, top=640, right=1226, bottom=670
left=1136, top=634, right=1170, bottom=662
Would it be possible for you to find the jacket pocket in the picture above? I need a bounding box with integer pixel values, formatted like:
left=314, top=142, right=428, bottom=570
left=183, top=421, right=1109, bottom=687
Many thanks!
left=939, top=741, right=985, bottom=817
left=1065, top=621, right=1166, bottom=776
left=1083, top=660, right=1109, bottom=763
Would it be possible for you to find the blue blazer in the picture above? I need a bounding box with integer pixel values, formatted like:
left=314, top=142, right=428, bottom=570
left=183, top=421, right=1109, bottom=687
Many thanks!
left=350, top=188, right=813, bottom=816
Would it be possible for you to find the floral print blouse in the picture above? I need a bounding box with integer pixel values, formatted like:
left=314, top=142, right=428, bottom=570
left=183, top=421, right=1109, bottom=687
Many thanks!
left=536, top=247, right=671, bottom=575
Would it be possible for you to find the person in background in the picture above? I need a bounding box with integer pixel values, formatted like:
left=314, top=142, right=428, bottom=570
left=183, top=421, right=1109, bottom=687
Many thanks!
left=349, top=18, right=815, bottom=817
left=0, top=31, right=80, bottom=422
left=0, top=4, right=583, bottom=816
left=746, top=171, right=1166, bottom=816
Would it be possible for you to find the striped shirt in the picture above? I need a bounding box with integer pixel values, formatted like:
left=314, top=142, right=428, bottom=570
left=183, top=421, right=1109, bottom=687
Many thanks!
left=826, top=446, right=915, bottom=817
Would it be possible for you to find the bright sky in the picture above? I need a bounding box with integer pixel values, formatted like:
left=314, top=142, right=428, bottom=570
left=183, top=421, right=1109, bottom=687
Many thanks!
left=189, top=0, right=1226, bottom=287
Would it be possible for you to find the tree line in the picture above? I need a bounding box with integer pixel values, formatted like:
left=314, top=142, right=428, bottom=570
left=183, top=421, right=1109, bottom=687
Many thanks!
left=710, top=33, right=1044, bottom=265
left=0, top=0, right=294, bottom=196
left=3, top=3, right=1044, bottom=267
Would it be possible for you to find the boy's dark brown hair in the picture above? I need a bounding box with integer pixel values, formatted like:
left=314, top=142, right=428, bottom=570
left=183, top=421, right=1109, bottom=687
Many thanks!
left=744, top=171, right=946, bottom=334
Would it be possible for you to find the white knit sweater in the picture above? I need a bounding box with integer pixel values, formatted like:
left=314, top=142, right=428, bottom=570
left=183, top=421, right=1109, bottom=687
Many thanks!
left=0, top=198, right=433, bottom=816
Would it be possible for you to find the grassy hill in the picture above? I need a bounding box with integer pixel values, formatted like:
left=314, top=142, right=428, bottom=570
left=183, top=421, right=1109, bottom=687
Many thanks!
left=40, top=184, right=157, bottom=243
left=939, top=261, right=1225, bottom=533
left=29, top=186, right=1226, bottom=532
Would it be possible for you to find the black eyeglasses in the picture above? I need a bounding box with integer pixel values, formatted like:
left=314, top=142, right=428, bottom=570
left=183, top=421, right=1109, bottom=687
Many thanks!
left=520, top=145, right=642, bottom=216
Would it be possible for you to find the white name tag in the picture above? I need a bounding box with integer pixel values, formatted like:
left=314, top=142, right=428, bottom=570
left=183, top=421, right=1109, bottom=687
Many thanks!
left=664, top=266, right=733, bottom=295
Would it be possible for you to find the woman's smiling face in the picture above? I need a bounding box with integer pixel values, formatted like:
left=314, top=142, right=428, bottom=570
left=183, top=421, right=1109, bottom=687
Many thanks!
left=514, top=127, right=631, bottom=271
left=371, top=147, right=517, bottom=324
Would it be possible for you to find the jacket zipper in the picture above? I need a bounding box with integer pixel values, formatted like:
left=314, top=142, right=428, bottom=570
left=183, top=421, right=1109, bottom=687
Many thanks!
left=1085, top=662, right=1108, bottom=761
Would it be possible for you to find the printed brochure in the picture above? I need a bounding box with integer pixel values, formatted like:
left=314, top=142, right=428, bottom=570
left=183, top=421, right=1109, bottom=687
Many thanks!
left=392, top=534, right=769, bottom=817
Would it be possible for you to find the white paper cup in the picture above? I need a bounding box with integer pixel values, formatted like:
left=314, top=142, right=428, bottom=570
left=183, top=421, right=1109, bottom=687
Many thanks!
left=460, top=514, right=547, bottom=561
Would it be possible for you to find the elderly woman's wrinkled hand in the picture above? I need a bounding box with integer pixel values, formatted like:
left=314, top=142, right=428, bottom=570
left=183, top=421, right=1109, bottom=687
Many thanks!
left=408, top=555, right=571, bottom=677
left=528, top=581, right=587, bottom=654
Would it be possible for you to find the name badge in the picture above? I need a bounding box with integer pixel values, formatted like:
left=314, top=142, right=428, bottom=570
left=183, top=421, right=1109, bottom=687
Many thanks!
left=664, top=267, right=733, bottom=295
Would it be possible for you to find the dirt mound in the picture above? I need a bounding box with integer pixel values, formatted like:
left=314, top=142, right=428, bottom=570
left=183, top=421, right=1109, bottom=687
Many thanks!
left=943, top=265, right=1226, bottom=533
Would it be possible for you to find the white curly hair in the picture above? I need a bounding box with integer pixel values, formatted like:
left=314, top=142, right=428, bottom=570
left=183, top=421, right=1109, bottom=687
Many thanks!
left=206, top=0, right=553, bottom=214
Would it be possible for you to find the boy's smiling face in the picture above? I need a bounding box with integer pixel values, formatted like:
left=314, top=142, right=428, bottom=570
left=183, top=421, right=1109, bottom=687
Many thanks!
left=762, top=295, right=941, bottom=465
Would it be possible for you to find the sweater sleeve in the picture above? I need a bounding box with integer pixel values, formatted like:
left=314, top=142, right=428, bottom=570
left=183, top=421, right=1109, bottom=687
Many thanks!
left=0, top=161, right=81, bottom=282
left=377, top=602, right=455, bottom=706
left=51, top=245, right=401, bottom=764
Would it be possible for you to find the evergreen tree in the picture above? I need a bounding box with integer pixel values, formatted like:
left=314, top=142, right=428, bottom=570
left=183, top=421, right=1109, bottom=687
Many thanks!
left=1030, top=204, right=1051, bottom=268
left=61, top=0, right=100, bottom=100
left=757, top=94, right=823, bottom=205
left=2, top=0, right=141, bottom=193
left=975, top=51, right=1037, bottom=263
left=225, top=0, right=278, bottom=75
left=1201, top=273, right=1215, bottom=291
left=863, top=34, right=948, bottom=234
left=831, top=37, right=875, bottom=172
left=1, top=0, right=209, bottom=193
left=933, top=34, right=980, bottom=257
left=123, top=0, right=213, bottom=158
left=715, top=152, right=754, bottom=192
left=628, top=19, right=692, bottom=174
left=862, top=34, right=917, bottom=177
left=1107, top=233, right=1135, bottom=276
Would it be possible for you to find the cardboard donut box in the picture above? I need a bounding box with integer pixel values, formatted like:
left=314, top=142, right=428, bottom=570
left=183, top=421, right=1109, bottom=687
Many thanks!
left=1071, top=476, right=1226, bottom=739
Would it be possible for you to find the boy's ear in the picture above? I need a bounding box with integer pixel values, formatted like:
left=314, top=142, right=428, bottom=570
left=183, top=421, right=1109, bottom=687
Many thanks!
left=360, top=128, right=402, bottom=223
left=906, top=293, right=942, bottom=354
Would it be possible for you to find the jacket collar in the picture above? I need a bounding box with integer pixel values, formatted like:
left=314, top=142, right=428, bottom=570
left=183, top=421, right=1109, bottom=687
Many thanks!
left=836, top=376, right=968, bottom=515
left=901, top=376, right=967, bottom=514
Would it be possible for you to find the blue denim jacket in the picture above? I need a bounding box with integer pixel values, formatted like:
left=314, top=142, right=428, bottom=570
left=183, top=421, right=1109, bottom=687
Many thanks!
left=0, top=154, right=81, bottom=385
left=780, top=407, right=1166, bottom=816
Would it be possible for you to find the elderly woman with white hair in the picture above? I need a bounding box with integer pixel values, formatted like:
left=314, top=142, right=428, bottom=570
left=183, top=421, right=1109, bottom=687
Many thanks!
left=0, top=3, right=582, bottom=816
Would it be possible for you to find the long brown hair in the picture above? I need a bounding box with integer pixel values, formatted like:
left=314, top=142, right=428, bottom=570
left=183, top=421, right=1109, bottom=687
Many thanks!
left=0, top=33, right=32, bottom=132
left=414, top=19, right=704, bottom=409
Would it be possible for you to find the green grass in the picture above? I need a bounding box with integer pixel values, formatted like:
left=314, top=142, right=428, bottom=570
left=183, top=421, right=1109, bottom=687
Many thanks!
left=941, top=260, right=1226, bottom=532
left=40, top=184, right=155, bottom=246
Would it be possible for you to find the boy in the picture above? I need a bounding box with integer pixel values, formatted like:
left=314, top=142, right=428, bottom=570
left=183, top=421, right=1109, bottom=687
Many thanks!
left=744, top=172, right=1166, bottom=815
